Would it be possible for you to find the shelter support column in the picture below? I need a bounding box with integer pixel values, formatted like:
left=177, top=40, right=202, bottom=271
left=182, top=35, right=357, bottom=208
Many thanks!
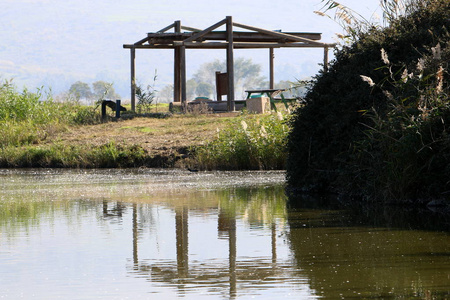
left=174, top=21, right=182, bottom=103
left=180, top=46, right=187, bottom=104
left=130, top=47, right=136, bottom=112
left=174, top=47, right=181, bottom=102
left=226, top=16, right=235, bottom=112
left=323, top=46, right=329, bottom=73
left=269, top=48, right=274, bottom=89
left=174, top=46, right=186, bottom=104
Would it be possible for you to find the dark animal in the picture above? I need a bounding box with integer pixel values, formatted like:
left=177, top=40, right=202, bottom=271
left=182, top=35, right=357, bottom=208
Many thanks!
left=103, top=100, right=127, bottom=111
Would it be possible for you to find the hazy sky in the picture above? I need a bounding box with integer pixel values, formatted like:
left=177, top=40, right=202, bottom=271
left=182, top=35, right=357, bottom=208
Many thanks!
left=1, top=0, right=383, bottom=98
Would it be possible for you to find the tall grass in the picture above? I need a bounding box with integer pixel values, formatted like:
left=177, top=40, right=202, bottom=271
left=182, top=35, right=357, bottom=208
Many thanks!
left=0, top=80, right=101, bottom=149
left=194, top=112, right=290, bottom=170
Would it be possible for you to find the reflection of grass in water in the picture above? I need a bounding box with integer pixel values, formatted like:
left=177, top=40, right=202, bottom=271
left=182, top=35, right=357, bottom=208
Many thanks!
left=0, top=197, right=98, bottom=238
left=0, top=184, right=287, bottom=236
left=216, top=185, right=287, bottom=226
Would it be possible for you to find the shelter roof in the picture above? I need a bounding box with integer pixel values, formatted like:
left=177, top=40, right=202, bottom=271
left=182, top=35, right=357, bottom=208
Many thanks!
left=123, top=18, right=335, bottom=50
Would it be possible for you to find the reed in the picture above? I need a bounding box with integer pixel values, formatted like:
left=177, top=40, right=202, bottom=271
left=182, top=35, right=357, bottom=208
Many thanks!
left=194, top=112, right=290, bottom=170
left=0, top=80, right=102, bottom=149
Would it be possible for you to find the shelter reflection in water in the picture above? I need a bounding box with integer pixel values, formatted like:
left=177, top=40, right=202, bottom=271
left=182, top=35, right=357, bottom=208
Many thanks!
left=124, top=186, right=299, bottom=299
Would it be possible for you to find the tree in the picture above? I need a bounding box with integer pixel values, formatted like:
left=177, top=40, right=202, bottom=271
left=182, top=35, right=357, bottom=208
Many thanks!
left=191, top=57, right=266, bottom=99
left=186, top=79, right=198, bottom=100
left=157, top=84, right=174, bottom=103
left=92, top=81, right=120, bottom=101
left=195, top=82, right=213, bottom=98
left=69, top=81, right=92, bottom=101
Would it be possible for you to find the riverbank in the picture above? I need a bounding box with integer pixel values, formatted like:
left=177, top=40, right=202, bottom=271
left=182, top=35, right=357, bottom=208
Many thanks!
left=0, top=78, right=290, bottom=169
left=0, top=112, right=244, bottom=168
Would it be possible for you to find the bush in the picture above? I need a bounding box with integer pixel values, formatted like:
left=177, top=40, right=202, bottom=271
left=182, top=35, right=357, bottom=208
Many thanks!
left=287, top=0, right=450, bottom=202
left=195, top=112, right=290, bottom=170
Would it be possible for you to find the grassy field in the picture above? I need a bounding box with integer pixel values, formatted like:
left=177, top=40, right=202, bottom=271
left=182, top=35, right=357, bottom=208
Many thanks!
left=0, top=81, right=291, bottom=169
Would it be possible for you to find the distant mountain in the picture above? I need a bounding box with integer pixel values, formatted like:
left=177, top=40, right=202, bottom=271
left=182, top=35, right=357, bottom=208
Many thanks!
left=1, top=0, right=380, bottom=100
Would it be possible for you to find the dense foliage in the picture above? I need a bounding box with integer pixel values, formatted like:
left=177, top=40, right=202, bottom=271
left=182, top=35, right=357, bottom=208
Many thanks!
left=0, top=80, right=100, bottom=148
left=195, top=112, right=289, bottom=170
left=287, top=0, right=450, bottom=202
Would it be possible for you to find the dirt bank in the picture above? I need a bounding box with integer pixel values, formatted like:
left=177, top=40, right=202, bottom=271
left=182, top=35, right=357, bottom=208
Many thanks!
left=44, top=113, right=240, bottom=167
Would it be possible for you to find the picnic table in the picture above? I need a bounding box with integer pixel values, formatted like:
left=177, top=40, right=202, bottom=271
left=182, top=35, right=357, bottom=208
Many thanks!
left=245, top=89, right=290, bottom=111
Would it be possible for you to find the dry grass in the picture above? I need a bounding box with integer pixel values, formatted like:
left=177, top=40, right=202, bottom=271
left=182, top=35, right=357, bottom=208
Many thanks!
left=45, top=113, right=241, bottom=157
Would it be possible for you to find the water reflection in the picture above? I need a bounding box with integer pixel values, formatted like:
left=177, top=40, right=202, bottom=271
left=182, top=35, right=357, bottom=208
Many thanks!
left=0, top=169, right=449, bottom=299
left=126, top=186, right=292, bottom=299
left=287, top=194, right=450, bottom=299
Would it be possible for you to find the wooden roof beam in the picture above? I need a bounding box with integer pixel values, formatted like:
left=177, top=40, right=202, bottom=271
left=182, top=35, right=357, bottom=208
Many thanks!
left=181, top=25, right=202, bottom=32
left=183, top=18, right=227, bottom=43
left=125, top=42, right=337, bottom=49
left=232, top=21, right=324, bottom=46
left=157, top=21, right=178, bottom=33
left=133, top=36, right=151, bottom=46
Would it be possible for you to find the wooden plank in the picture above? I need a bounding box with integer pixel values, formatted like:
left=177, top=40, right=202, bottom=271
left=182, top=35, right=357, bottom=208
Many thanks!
left=147, top=31, right=321, bottom=42
left=190, top=31, right=321, bottom=42
left=184, top=18, right=227, bottom=43
left=226, top=16, right=235, bottom=112
left=181, top=25, right=202, bottom=32
left=215, top=71, right=228, bottom=101
left=125, top=42, right=336, bottom=49
left=233, top=21, right=324, bottom=45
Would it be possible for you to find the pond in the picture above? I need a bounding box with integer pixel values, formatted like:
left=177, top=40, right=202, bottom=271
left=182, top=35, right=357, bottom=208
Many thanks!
left=0, top=169, right=449, bottom=299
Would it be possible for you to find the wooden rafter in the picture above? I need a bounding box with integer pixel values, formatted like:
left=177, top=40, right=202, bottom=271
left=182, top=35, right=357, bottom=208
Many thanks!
left=157, top=22, right=176, bottom=33
left=181, top=25, right=201, bottom=32
left=232, top=22, right=324, bottom=45
left=183, top=18, right=227, bottom=43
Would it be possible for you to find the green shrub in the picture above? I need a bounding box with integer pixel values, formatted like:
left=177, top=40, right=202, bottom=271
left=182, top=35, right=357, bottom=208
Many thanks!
left=70, top=106, right=101, bottom=125
left=195, top=112, right=290, bottom=170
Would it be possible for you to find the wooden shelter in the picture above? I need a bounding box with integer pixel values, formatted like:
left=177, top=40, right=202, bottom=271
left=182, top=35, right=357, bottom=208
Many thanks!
left=123, top=16, right=335, bottom=112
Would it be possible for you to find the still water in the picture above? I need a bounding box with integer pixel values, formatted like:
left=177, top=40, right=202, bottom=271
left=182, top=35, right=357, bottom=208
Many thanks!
left=0, top=169, right=449, bottom=299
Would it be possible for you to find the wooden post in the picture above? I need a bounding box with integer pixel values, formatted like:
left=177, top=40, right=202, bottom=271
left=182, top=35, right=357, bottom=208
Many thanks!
left=130, top=47, right=136, bottom=112
left=181, top=46, right=187, bottom=106
left=269, top=48, right=274, bottom=89
left=101, top=100, right=107, bottom=123
left=174, top=48, right=181, bottom=102
left=324, top=46, right=329, bottom=73
left=174, top=21, right=181, bottom=103
left=115, top=100, right=121, bottom=119
left=226, top=16, right=235, bottom=112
